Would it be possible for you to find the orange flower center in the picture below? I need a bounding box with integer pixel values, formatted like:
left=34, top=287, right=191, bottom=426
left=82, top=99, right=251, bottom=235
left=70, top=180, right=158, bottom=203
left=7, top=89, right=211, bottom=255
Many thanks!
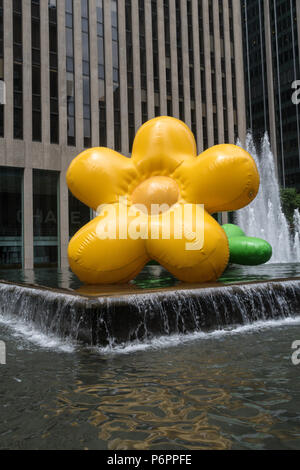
left=131, top=176, right=180, bottom=214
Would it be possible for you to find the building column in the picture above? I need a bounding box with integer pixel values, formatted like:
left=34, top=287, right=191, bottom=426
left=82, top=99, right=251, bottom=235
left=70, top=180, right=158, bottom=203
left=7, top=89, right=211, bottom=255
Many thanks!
left=232, top=0, right=246, bottom=145
left=3, top=0, right=13, bottom=147
left=202, top=0, right=214, bottom=147
left=118, top=0, right=129, bottom=155
left=73, top=0, right=84, bottom=151
left=157, top=1, right=167, bottom=116
left=169, top=0, right=179, bottom=118
left=213, top=0, right=224, bottom=144
left=264, top=0, right=278, bottom=175
left=23, top=168, right=34, bottom=269
left=192, top=0, right=203, bottom=152
left=103, top=0, right=114, bottom=149
left=221, top=213, right=229, bottom=225
left=57, top=0, right=69, bottom=267
left=59, top=171, right=69, bottom=268
left=89, top=0, right=100, bottom=148
left=223, top=0, right=234, bottom=144
left=180, top=0, right=191, bottom=127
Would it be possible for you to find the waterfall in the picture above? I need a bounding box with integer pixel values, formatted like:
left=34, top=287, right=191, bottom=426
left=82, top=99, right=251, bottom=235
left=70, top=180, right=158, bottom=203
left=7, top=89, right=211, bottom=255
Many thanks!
left=236, top=132, right=300, bottom=263
left=1, top=279, right=300, bottom=348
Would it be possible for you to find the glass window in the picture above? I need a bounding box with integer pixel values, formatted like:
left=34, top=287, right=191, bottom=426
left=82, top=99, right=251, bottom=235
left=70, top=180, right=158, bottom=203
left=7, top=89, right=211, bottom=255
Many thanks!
left=176, top=0, right=184, bottom=119
left=32, top=0, right=41, bottom=142
left=49, top=0, right=59, bottom=144
left=33, top=170, right=59, bottom=267
left=151, top=1, right=160, bottom=115
left=13, top=2, right=23, bottom=139
left=82, top=0, right=91, bottom=148
left=69, top=192, right=91, bottom=238
left=0, top=167, right=23, bottom=268
left=111, top=0, right=120, bottom=151
left=139, top=0, right=147, bottom=123
left=66, top=0, right=76, bottom=146
left=126, top=0, right=134, bottom=151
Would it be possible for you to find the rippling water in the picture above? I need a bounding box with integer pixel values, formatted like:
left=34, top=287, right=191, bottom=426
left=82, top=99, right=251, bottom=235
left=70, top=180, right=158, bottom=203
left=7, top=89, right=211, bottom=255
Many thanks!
left=1, top=264, right=300, bottom=449
left=1, top=318, right=300, bottom=450
left=1, top=262, right=300, bottom=292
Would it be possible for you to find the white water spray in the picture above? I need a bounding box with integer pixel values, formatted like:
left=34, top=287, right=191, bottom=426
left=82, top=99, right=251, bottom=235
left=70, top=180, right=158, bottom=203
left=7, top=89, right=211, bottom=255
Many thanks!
left=236, top=133, right=300, bottom=263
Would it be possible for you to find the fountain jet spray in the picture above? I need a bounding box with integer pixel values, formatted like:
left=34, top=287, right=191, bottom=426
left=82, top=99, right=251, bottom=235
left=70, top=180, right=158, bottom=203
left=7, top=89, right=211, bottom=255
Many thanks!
left=236, top=132, right=300, bottom=263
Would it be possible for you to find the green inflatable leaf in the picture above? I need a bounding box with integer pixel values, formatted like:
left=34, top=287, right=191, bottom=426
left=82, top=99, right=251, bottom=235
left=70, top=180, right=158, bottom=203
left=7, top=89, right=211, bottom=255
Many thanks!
left=228, top=236, right=272, bottom=266
left=221, top=223, right=272, bottom=266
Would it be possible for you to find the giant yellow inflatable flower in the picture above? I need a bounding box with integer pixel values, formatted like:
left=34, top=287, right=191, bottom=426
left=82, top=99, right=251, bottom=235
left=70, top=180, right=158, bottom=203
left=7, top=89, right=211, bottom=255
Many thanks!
left=67, top=117, right=259, bottom=284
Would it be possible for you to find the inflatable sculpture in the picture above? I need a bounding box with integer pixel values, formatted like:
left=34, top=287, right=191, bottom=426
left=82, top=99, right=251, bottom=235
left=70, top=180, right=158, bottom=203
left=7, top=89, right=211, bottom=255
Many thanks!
left=222, top=223, right=272, bottom=266
left=67, top=116, right=261, bottom=284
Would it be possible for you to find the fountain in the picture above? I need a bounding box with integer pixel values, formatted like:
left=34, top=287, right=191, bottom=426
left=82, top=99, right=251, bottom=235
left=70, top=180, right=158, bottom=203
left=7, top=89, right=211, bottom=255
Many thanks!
left=1, top=278, right=300, bottom=347
left=0, top=125, right=300, bottom=350
left=236, top=133, right=300, bottom=263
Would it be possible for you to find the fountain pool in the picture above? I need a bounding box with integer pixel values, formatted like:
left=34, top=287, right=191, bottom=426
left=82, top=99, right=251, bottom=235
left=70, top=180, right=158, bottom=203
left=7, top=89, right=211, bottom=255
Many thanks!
left=1, top=305, right=300, bottom=450
left=1, top=131, right=300, bottom=449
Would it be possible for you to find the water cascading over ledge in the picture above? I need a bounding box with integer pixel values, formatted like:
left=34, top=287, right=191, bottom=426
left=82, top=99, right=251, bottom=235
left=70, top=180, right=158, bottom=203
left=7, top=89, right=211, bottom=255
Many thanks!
left=0, top=279, right=300, bottom=348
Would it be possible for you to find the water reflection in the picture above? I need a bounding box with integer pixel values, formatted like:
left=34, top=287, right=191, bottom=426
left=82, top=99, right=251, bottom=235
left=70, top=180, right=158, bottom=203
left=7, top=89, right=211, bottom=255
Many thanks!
left=41, top=331, right=300, bottom=450
left=1, top=323, right=300, bottom=449
left=1, top=263, right=300, bottom=295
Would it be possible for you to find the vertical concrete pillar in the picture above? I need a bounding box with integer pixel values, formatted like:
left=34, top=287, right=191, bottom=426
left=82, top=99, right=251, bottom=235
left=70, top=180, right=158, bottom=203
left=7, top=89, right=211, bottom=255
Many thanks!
left=221, top=213, right=229, bottom=225
left=202, top=0, right=214, bottom=147
left=264, top=0, right=278, bottom=173
left=57, top=0, right=69, bottom=267
left=23, top=168, right=34, bottom=269
left=59, top=170, right=69, bottom=268
left=232, top=0, right=246, bottom=144
left=89, top=0, right=99, bottom=148
left=180, top=0, right=191, bottom=127
left=118, top=0, right=129, bottom=155
left=192, top=0, right=203, bottom=152
left=157, top=0, right=167, bottom=116
left=103, top=0, right=114, bottom=148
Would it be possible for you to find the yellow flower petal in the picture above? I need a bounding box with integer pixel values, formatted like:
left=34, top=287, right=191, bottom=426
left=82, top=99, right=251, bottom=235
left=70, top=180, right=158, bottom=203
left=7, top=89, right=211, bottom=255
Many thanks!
left=146, top=204, right=229, bottom=283
left=67, top=147, right=139, bottom=211
left=131, top=116, right=197, bottom=177
left=173, top=144, right=260, bottom=213
left=68, top=204, right=149, bottom=284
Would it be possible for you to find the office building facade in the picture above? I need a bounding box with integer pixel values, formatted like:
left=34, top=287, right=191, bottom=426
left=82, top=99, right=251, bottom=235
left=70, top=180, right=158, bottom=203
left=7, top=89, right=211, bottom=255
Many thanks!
left=242, top=0, right=300, bottom=188
left=0, top=0, right=246, bottom=269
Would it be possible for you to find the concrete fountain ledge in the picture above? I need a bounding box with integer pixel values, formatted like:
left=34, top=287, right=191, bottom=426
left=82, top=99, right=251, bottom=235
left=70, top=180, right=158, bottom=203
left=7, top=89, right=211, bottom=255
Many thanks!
left=0, top=277, right=300, bottom=347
